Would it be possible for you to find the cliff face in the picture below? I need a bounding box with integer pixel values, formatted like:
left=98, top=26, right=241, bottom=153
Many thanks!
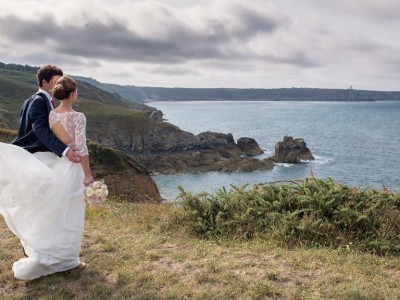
left=88, top=142, right=162, bottom=202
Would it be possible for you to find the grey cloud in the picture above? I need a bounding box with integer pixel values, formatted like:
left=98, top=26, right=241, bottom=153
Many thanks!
left=275, top=51, right=319, bottom=68
left=228, top=5, right=278, bottom=36
left=0, top=3, right=284, bottom=66
left=202, top=4, right=278, bottom=39
left=1, top=15, right=54, bottom=42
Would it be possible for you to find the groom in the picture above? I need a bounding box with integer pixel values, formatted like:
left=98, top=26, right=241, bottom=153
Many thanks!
left=12, top=65, right=80, bottom=163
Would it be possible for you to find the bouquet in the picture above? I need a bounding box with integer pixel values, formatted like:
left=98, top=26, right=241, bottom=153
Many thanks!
left=84, top=180, right=108, bottom=205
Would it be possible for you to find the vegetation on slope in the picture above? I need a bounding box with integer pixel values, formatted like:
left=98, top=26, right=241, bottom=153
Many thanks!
left=175, top=177, right=400, bottom=255
left=0, top=62, right=170, bottom=159
left=0, top=62, right=155, bottom=132
left=0, top=128, right=16, bottom=142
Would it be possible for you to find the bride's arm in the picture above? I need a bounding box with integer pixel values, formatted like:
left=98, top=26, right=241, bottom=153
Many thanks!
left=50, top=122, right=73, bottom=146
left=80, top=156, right=93, bottom=185
left=75, top=113, right=93, bottom=185
left=48, top=111, right=74, bottom=146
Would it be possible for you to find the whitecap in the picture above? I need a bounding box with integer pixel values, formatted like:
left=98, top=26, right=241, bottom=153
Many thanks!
left=276, top=163, right=293, bottom=168
left=311, top=155, right=333, bottom=165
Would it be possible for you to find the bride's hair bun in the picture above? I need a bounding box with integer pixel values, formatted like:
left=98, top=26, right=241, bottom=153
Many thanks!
left=52, top=75, right=77, bottom=100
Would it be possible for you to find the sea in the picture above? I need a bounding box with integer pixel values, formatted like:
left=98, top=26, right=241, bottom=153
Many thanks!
left=147, top=100, right=400, bottom=200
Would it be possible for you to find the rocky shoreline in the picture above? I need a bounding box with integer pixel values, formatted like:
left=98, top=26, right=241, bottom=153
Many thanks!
left=132, top=134, right=313, bottom=175
left=85, top=107, right=315, bottom=176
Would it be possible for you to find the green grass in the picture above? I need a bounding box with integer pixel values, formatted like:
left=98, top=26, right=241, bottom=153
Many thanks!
left=1, top=199, right=400, bottom=299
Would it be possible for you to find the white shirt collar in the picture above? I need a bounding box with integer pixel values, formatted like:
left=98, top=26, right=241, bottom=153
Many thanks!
left=38, top=88, right=52, bottom=101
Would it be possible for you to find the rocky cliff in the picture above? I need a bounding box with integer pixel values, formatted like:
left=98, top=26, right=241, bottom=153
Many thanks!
left=88, top=142, right=162, bottom=202
left=85, top=108, right=315, bottom=175
left=88, top=120, right=274, bottom=174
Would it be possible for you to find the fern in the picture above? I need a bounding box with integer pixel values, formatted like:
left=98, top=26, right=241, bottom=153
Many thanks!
left=174, top=177, right=400, bottom=255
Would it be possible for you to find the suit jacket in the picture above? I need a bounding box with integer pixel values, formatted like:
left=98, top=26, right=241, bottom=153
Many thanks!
left=12, top=92, right=66, bottom=157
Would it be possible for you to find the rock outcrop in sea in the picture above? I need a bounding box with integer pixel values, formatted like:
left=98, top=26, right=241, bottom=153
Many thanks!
left=272, top=135, right=315, bottom=163
left=149, top=110, right=163, bottom=122
left=237, top=137, right=264, bottom=156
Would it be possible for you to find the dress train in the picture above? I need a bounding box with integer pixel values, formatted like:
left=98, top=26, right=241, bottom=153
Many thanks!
left=0, top=143, right=85, bottom=280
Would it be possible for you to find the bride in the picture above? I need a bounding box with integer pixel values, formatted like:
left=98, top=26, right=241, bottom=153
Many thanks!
left=0, top=75, right=93, bottom=280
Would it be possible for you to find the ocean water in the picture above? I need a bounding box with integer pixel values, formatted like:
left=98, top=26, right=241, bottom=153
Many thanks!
left=147, top=101, right=400, bottom=200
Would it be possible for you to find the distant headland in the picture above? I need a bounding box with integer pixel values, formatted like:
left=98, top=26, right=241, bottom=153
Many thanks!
left=74, top=75, right=400, bottom=103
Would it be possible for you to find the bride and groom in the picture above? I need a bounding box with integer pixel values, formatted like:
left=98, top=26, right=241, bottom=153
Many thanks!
left=0, top=65, right=93, bottom=280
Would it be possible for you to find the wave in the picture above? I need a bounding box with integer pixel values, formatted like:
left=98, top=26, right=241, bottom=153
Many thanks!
left=275, top=163, right=294, bottom=168
left=274, top=154, right=332, bottom=168
left=311, top=155, right=333, bottom=165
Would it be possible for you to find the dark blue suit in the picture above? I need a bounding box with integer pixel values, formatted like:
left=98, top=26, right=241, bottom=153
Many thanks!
left=12, top=92, right=66, bottom=157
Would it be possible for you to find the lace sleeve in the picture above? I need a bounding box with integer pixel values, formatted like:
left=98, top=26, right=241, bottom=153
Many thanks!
left=75, top=113, right=89, bottom=156
left=48, top=111, right=59, bottom=128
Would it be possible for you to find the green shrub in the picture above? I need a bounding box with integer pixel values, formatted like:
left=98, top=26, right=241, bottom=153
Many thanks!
left=175, top=177, right=400, bottom=255
left=88, top=141, right=123, bottom=166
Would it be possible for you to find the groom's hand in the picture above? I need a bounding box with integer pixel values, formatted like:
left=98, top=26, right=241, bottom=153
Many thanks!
left=66, top=147, right=81, bottom=163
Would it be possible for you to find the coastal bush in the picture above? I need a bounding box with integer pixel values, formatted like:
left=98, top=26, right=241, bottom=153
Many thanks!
left=175, top=177, right=400, bottom=255
left=88, top=141, right=122, bottom=166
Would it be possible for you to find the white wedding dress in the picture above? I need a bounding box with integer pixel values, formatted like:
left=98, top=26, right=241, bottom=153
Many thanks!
left=0, top=111, right=88, bottom=280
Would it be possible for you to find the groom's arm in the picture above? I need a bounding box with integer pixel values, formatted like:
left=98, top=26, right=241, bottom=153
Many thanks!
left=29, top=96, right=67, bottom=157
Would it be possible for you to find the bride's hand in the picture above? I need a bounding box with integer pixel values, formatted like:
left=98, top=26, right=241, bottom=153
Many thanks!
left=84, top=175, right=94, bottom=186
left=66, top=147, right=81, bottom=163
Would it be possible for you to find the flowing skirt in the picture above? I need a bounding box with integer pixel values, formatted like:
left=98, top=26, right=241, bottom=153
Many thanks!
left=0, top=142, right=85, bottom=280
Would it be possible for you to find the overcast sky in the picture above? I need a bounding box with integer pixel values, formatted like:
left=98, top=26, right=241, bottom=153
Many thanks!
left=1, top=0, right=399, bottom=90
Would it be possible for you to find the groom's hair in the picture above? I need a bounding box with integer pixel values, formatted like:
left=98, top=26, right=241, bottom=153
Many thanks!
left=37, top=65, right=63, bottom=87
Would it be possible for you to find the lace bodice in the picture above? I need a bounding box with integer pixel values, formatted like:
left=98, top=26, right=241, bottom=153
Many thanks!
left=49, top=111, right=89, bottom=156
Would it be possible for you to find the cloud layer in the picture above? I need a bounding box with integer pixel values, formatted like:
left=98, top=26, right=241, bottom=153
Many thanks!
left=1, top=0, right=399, bottom=90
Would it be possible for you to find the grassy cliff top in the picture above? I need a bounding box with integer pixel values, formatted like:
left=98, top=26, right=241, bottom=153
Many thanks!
left=1, top=200, right=399, bottom=299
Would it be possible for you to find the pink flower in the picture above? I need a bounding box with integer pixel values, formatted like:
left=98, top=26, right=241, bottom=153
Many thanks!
left=92, top=181, right=101, bottom=189
left=83, top=179, right=109, bottom=205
